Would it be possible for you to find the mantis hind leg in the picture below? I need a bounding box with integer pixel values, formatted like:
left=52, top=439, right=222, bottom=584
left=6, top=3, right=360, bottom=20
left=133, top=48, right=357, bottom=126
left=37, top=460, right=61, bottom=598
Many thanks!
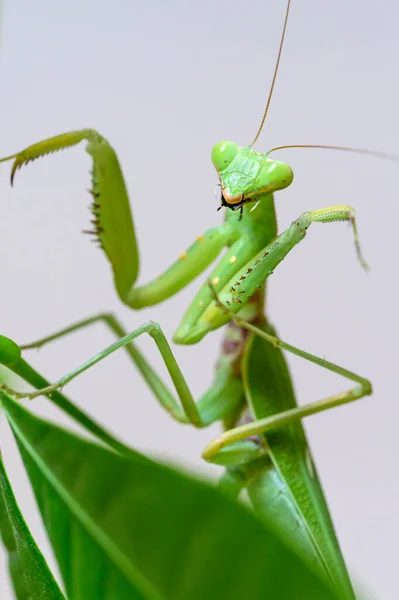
left=0, top=316, right=244, bottom=429
left=201, top=307, right=371, bottom=462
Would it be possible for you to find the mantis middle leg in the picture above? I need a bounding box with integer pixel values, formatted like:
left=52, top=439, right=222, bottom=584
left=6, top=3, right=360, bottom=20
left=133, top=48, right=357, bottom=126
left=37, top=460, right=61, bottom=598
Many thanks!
left=0, top=306, right=371, bottom=467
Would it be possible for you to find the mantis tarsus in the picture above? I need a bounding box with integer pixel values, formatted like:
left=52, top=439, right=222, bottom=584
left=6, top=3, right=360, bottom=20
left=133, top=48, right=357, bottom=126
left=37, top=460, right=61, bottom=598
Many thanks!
left=0, top=1, right=397, bottom=598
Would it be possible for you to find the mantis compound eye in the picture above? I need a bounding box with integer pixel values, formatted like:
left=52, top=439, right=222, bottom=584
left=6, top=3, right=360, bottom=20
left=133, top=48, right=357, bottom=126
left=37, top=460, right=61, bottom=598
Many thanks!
left=211, top=141, right=240, bottom=172
left=257, top=159, right=294, bottom=193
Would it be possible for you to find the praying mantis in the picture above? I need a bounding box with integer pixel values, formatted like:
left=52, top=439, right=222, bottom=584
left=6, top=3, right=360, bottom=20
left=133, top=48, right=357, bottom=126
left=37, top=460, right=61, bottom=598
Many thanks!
left=0, top=1, right=397, bottom=599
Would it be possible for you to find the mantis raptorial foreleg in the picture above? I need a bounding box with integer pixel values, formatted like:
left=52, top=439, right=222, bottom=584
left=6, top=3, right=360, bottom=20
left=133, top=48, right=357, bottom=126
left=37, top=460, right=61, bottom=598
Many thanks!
left=0, top=130, right=246, bottom=310
left=173, top=204, right=368, bottom=343
left=0, top=130, right=367, bottom=345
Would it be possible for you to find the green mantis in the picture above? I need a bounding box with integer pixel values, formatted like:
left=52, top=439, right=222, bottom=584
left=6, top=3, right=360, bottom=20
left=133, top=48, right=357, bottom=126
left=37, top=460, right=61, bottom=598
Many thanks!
left=1, top=0, right=397, bottom=598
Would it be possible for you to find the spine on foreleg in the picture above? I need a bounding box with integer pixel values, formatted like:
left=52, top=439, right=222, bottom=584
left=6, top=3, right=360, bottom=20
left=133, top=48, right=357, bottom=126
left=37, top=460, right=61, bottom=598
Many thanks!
left=198, top=221, right=307, bottom=333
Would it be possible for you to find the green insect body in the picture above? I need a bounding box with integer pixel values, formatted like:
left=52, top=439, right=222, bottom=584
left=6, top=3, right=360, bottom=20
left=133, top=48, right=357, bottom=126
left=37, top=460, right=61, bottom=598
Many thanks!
left=0, top=3, right=380, bottom=599
left=0, top=129, right=367, bottom=600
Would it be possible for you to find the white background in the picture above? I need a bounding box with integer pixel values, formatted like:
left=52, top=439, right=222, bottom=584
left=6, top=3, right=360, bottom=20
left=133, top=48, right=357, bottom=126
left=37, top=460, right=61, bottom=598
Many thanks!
left=1, top=1, right=398, bottom=598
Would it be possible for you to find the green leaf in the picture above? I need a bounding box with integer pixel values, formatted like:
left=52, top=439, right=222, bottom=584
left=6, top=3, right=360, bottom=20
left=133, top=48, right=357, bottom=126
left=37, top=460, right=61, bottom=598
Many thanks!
left=242, top=325, right=355, bottom=600
left=1, top=393, right=339, bottom=600
left=0, top=449, right=65, bottom=600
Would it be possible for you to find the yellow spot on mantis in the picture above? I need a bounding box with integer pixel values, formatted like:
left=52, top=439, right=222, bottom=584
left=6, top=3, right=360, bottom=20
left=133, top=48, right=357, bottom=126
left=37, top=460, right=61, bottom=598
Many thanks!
left=229, top=255, right=237, bottom=264
left=197, top=235, right=204, bottom=242
left=199, top=300, right=204, bottom=306
left=212, top=277, right=220, bottom=285
left=179, top=252, right=187, bottom=260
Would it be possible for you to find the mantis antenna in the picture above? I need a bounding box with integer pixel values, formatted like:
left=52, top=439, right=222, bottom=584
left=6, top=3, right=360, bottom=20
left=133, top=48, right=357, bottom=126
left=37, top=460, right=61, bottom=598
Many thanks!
left=250, top=0, right=291, bottom=147
left=248, top=0, right=399, bottom=164
left=268, top=144, right=399, bottom=163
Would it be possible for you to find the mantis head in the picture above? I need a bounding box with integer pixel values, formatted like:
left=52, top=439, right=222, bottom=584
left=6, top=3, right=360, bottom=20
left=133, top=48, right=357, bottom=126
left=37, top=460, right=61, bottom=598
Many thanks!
left=211, top=141, right=294, bottom=211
